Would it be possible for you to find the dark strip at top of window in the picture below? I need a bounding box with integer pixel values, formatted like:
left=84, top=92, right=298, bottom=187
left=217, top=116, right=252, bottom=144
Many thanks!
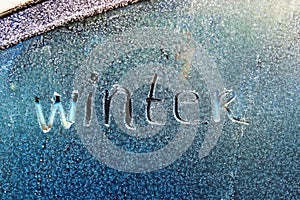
left=0, top=0, right=142, bottom=50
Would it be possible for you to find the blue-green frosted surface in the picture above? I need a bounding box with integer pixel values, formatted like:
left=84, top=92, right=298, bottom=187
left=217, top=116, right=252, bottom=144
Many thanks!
left=0, top=0, right=299, bottom=199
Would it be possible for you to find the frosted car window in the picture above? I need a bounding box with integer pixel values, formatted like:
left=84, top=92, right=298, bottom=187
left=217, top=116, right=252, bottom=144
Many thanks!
left=0, top=0, right=299, bottom=199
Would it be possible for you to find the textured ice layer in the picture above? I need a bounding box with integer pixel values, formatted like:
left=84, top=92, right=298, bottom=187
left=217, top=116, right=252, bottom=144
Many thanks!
left=0, top=0, right=299, bottom=199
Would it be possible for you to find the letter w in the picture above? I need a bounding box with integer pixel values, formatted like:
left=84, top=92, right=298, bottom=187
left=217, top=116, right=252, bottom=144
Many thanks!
left=34, top=91, right=78, bottom=133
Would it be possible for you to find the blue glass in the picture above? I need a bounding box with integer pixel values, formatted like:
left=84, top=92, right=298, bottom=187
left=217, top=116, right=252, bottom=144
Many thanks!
left=0, top=0, right=299, bottom=199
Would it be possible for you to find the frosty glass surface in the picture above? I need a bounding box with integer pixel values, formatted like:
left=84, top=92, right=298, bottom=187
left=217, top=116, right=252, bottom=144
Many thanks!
left=0, top=0, right=299, bottom=199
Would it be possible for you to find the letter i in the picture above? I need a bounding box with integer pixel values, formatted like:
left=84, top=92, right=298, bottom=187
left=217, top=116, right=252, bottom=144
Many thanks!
left=84, top=72, right=99, bottom=127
